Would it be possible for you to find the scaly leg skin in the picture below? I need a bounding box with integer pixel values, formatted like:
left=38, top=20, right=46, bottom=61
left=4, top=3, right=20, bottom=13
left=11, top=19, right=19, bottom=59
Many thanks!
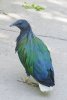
left=17, top=76, right=38, bottom=87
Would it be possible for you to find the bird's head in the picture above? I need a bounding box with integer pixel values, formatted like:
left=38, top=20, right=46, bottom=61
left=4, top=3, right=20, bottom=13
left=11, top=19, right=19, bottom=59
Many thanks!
left=10, top=19, right=31, bottom=31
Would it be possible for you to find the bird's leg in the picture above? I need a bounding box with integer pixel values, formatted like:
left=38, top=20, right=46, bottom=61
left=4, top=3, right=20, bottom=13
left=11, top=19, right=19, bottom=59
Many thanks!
left=23, top=76, right=38, bottom=87
left=17, top=76, right=38, bottom=87
left=22, top=76, right=30, bottom=83
left=17, top=76, right=29, bottom=83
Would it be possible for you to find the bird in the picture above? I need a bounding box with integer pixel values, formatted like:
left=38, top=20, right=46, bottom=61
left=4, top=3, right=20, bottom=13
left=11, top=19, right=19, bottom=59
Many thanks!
left=10, top=19, right=55, bottom=92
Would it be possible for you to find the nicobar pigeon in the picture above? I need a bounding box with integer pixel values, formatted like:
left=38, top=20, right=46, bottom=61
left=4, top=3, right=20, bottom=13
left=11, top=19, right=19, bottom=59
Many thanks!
left=10, top=19, right=55, bottom=92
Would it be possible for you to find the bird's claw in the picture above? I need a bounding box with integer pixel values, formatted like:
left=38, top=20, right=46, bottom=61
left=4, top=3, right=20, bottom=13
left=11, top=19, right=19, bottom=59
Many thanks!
left=27, top=82, right=38, bottom=87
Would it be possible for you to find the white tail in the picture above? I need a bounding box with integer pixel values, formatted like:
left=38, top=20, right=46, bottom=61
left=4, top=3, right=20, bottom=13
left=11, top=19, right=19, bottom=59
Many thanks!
left=39, top=83, right=54, bottom=92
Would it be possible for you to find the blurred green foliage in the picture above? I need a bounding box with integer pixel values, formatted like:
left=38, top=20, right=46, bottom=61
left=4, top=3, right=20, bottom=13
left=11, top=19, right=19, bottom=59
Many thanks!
left=22, top=2, right=45, bottom=11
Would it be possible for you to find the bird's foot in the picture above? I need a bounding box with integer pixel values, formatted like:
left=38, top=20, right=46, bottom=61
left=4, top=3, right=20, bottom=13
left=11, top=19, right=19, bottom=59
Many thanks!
left=17, top=76, right=29, bottom=83
left=17, top=77, right=38, bottom=87
left=27, top=82, right=38, bottom=87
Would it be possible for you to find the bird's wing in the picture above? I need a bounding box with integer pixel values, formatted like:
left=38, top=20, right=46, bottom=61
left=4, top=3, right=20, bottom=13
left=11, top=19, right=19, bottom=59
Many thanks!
left=29, top=37, right=54, bottom=85
left=33, top=37, right=53, bottom=69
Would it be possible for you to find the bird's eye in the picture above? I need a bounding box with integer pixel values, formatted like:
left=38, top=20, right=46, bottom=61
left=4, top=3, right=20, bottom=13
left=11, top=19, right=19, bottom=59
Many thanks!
left=19, top=22, right=22, bottom=25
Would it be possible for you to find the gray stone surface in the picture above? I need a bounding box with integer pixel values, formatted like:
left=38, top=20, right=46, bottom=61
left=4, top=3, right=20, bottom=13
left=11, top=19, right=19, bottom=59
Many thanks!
left=0, top=0, right=67, bottom=100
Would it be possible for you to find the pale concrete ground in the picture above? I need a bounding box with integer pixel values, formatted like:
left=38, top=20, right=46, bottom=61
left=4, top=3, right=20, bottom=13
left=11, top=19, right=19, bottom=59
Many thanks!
left=0, top=0, right=67, bottom=100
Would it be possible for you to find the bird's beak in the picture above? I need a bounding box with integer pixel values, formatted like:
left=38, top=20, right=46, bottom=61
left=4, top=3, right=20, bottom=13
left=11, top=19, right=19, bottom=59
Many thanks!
left=10, top=23, right=15, bottom=27
left=10, top=21, right=18, bottom=27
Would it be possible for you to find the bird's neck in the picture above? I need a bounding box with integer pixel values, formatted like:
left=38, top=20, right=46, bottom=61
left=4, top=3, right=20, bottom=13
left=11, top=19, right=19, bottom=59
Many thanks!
left=20, top=28, right=33, bottom=38
left=16, top=28, right=34, bottom=43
